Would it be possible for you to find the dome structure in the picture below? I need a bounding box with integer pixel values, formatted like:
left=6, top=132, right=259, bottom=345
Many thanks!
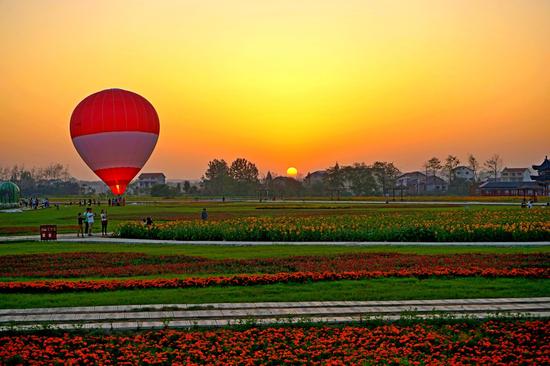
left=0, top=181, right=20, bottom=208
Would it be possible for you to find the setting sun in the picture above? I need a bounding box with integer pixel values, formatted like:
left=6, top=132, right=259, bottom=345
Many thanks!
left=286, top=167, right=298, bottom=177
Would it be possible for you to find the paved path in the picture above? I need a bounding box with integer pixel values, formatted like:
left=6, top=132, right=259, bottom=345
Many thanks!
left=1, top=298, right=548, bottom=331
left=251, top=199, right=549, bottom=207
left=1, top=234, right=549, bottom=246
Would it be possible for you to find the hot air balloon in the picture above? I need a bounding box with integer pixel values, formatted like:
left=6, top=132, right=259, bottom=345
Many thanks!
left=70, top=88, right=160, bottom=195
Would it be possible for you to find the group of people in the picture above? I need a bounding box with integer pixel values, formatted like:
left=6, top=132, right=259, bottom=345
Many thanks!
left=75, top=199, right=100, bottom=206
left=70, top=197, right=125, bottom=207
left=22, top=197, right=49, bottom=209
left=108, top=197, right=125, bottom=206
left=78, top=208, right=108, bottom=237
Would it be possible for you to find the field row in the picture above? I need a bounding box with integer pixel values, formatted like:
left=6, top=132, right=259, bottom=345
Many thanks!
left=1, top=252, right=547, bottom=278
left=117, top=209, right=550, bottom=241
left=1, top=321, right=548, bottom=364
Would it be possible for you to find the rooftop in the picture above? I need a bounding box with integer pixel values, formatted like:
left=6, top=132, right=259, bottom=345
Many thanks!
left=479, top=181, right=541, bottom=189
left=502, top=167, right=529, bottom=173
left=398, top=171, right=426, bottom=179
left=533, top=156, right=550, bottom=171
left=138, top=173, right=166, bottom=179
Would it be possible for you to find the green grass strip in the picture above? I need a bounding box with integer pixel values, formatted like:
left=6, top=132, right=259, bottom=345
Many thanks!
left=1, top=277, right=548, bottom=309
left=0, top=242, right=548, bottom=258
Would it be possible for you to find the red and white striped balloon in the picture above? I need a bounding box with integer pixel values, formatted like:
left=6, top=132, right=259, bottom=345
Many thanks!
left=70, top=89, right=160, bottom=195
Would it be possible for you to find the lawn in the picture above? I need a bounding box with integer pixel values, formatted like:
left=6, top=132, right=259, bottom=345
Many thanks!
left=1, top=277, right=547, bottom=309
left=1, top=242, right=548, bottom=257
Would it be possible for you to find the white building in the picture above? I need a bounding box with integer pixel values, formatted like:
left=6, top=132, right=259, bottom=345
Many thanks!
left=137, top=173, right=166, bottom=190
left=452, top=166, right=475, bottom=182
left=500, top=168, right=532, bottom=182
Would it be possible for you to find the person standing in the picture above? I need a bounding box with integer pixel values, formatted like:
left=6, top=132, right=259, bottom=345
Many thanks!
left=83, top=208, right=89, bottom=235
left=100, top=210, right=108, bottom=237
left=77, top=212, right=84, bottom=238
left=201, top=208, right=208, bottom=221
left=86, top=208, right=95, bottom=236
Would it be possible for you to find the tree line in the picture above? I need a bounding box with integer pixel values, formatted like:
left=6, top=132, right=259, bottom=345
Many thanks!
left=1, top=153, right=506, bottom=198
left=423, top=153, right=502, bottom=182
left=197, top=158, right=401, bottom=198
left=0, top=164, right=79, bottom=196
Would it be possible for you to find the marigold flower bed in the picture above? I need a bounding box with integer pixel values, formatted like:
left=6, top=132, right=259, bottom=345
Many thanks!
left=116, top=209, right=550, bottom=242
left=1, top=267, right=548, bottom=293
left=1, top=252, right=548, bottom=279
left=1, top=321, right=548, bottom=365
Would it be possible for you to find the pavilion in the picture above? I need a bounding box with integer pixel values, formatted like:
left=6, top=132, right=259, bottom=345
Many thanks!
left=531, top=156, right=550, bottom=197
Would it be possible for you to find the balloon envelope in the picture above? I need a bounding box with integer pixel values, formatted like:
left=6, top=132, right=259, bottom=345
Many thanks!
left=70, top=89, right=160, bottom=195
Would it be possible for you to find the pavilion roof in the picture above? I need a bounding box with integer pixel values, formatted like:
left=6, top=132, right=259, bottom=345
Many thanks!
left=533, top=156, right=550, bottom=171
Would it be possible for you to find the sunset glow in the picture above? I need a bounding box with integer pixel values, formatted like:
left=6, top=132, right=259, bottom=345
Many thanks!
left=1, top=0, right=549, bottom=179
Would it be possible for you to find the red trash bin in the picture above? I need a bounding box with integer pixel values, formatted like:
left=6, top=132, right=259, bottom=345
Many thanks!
left=40, top=225, right=57, bottom=241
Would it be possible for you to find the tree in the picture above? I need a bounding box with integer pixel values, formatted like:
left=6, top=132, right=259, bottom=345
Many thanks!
left=183, top=180, right=191, bottom=193
left=484, top=154, right=502, bottom=180
left=272, top=176, right=303, bottom=198
left=344, top=163, right=377, bottom=196
left=150, top=184, right=178, bottom=197
left=444, top=155, right=460, bottom=183
left=371, top=161, right=401, bottom=195
left=229, top=158, right=259, bottom=183
left=262, top=171, right=274, bottom=199
left=1, top=163, right=77, bottom=196
left=324, top=162, right=345, bottom=199
left=0, top=166, right=11, bottom=180
left=229, top=158, right=259, bottom=195
left=264, top=171, right=273, bottom=188
left=425, top=157, right=442, bottom=177
left=41, top=163, right=70, bottom=181
left=467, top=154, right=480, bottom=182
left=202, top=159, right=232, bottom=196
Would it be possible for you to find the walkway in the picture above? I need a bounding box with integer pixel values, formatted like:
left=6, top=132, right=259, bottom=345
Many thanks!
left=1, top=234, right=549, bottom=246
left=251, top=199, right=549, bottom=207
left=1, top=297, right=548, bottom=331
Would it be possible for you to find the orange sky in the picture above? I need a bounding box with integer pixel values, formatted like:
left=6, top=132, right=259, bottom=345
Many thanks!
left=1, top=0, right=549, bottom=180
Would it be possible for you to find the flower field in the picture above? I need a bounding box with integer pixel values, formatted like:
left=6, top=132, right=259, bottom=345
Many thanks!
left=2, top=267, right=548, bottom=293
left=1, top=252, right=547, bottom=278
left=116, top=209, right=550, bottom=242
left=1, top=321, right=548, bottom=365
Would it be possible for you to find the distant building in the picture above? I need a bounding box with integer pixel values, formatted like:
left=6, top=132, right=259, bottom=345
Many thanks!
left=396, top=172, right=425, bottom=194
left=452, top=166, right=475, bottom=182
left=396, top=172, right=447, bottom=194
left=500, top=168, right=532, bottom=182
left=531, top=156, right=550, bottom=196
left=303, top=170, right=326, bottom=185
left=479, top=181, right=543, bottom=196
left=138, top=173, right=166, bottom=190
left=479, top=158, right=549, bottom=196
left=78, top=180, right=110, bottom=195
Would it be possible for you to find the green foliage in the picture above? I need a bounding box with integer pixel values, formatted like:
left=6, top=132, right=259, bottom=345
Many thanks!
left=150, top=184, right=179, bottom=197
